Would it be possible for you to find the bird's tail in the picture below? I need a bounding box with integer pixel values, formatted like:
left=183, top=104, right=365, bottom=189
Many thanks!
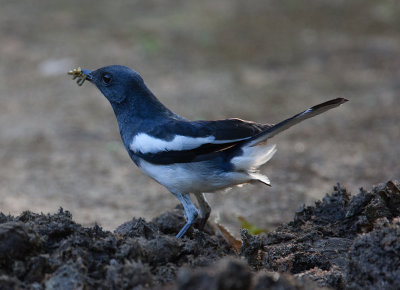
left=244, top=98, right=348, bottom=147
left=231, top=98, right=347, bottom=186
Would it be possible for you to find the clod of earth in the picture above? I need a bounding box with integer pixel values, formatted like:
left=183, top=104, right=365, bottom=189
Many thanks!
left=0, top=180, right=399, bottom=289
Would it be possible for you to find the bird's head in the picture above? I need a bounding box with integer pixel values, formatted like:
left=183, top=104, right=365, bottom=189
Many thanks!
left=68, top=65, right=146, bottom=104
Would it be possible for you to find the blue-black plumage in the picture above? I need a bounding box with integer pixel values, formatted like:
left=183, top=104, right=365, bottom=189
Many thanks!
left=72, top=65, right=347, bottom=238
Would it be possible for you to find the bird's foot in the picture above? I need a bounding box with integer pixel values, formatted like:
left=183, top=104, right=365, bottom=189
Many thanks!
left=174, top=193, right=198, bottom=238
left=196, top=212, right=210, bottom=231
left=176, top=221, right=194, bottom=238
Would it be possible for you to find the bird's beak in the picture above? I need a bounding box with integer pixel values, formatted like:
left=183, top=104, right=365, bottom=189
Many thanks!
left=68, top=67, right=93, bottom=86
left=81, top=69, right=93, bottom=82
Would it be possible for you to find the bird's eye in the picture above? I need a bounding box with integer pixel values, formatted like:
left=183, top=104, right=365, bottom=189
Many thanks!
left=102, top=74, right=112, bottom=85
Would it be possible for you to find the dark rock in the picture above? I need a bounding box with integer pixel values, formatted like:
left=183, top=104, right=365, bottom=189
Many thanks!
left=0, top=222, right=39, bottom=261
left=346, top=217, right=400, bottom=289
left=177, top=258, right=323, bottom=290
left=243, top=181, right=400, bottom=289
left=115, top=217, right=158, bottom=239
left=254, top=271, right=327, bottom=290
left=152, top=207, right=186, bottom=236
left=0, top=275, right=22, bottom=290
left=105, top=259, right=154, bottom=289
left=0, top=181, right=399, bottom=289
left=44, top=261, right=86, bottom=290
left=177, top=259, right=252, bottom=290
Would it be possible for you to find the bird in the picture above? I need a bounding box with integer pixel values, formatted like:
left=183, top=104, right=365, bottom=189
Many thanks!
left=68, top=65, right=347, bottom=238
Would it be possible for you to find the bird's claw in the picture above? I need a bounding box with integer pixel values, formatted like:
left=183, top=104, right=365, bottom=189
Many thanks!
left=68, top=67, right=87, bottom=86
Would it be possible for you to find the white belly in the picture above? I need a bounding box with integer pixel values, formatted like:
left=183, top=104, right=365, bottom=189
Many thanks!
left=138, top=159, right=250, bottom=194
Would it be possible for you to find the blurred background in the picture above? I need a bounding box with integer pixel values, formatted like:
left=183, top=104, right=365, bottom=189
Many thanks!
left=0, top=0, right=399, bottom=232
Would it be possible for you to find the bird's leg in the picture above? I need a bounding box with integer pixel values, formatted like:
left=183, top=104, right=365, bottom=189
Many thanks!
left=194, top=193, right=211, bottom=230
left=174, top=193, right=198, bottom=238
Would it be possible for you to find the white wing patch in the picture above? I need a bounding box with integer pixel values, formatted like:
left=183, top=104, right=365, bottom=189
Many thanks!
left=130, top=133, right=214, bottom=154
left=130, top=133, right=250, bottom=154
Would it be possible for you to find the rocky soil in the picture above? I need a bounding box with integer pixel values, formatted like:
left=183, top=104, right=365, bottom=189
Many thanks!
left=1, top=180, right=399, bottom=289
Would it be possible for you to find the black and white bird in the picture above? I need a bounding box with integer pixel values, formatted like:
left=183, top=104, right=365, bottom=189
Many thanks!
left=69, top=65, right=347, bottom=238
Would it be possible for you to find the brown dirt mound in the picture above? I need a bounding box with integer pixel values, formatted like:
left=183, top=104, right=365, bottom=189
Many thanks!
left=0, top=180, right=399, bottom=289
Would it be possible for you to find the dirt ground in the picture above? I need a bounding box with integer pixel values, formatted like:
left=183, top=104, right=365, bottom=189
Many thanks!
left=1, top=0, right=399, bottom=236
left=1, top=181, right=399, bottom=289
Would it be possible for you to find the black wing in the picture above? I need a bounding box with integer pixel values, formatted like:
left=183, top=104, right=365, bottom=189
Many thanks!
left=133, top=118, right=272, bottom=165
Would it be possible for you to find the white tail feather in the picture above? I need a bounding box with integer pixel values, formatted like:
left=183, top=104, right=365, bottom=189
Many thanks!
left=249, top=172, right=271, bottom=186
left=231, top=144, right=277, bottom=171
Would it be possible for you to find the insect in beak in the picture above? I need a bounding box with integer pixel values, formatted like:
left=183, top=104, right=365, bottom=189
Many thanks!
left=68, top=67, right=88, bottom=86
